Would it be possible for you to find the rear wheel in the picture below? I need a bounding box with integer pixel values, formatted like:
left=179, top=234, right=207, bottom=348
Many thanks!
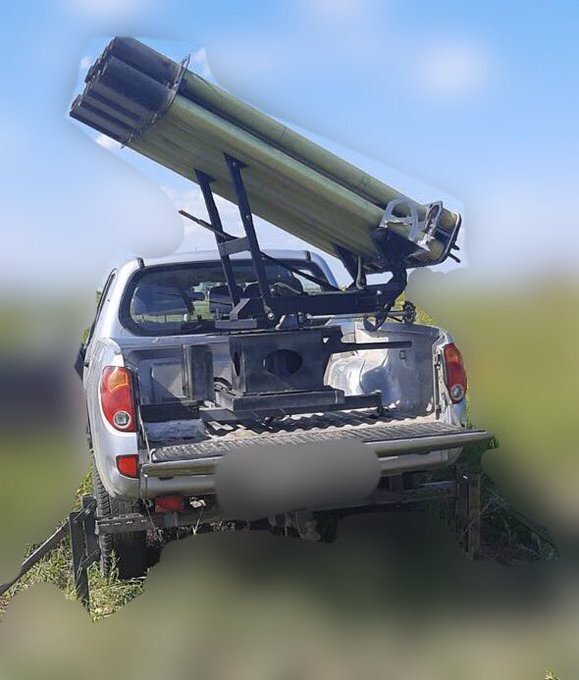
left=92, top=461, right=155, bottom=579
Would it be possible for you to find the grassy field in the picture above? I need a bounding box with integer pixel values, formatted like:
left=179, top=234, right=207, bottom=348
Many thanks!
left=0, top=296, right=570, bottom=677
left=0, top=439, right=558, bottom=625
left=0, top=298, right=559, bottom=623
left=0, top=460, right=565, bottom=679
left=0, top=468, right=145, bottom=622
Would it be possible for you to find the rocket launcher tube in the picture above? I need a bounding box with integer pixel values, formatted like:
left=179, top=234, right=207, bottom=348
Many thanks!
left=70, top=37, right=460, bottom=273
left=180, top=71, right=458, bottom=234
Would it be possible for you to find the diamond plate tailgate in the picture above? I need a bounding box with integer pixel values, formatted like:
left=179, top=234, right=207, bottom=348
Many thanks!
left=150, top=416, right=482, bottom=463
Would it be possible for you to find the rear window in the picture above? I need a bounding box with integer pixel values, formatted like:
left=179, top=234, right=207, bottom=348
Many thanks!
left=121, top=259, right=330, bottom=335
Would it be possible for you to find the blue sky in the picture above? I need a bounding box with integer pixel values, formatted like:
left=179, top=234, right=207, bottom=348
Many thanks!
left=1, top=0, right=578, bottom=293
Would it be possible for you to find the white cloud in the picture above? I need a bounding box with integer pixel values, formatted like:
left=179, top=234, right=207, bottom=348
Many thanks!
left=411, top=41, right=492, bottom=100
left=95, top=133, right=122, bottom=150
left=65, top=0, right=154, bottom=20
left=190, top=47, right=212, bottom=80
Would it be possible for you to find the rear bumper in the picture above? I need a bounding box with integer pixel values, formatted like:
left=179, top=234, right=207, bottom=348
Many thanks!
left=139, top=427, right=492, bottom=499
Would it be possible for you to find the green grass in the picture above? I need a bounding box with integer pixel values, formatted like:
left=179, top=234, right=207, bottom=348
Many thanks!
left=0, top=469, right=144, bottom=623
left=0, top=445, right=558, bottom=624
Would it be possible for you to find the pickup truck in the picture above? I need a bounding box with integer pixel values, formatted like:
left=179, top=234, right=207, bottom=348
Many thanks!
left=71, top=37, right=493, bottom=579
left=81, top=248, right=491, bottom=578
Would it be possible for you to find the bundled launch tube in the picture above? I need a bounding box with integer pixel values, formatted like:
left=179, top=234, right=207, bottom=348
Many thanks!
left=70, top=37, right=461, bottom=273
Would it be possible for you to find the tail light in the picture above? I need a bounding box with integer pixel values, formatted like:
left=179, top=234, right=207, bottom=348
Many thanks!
left=116, top=454, right=139, bottom=478
left=155, top=495, right=185, bottom=513
left=101, top=366, right=136, bottom=432
left=443, top=343, right=468, bottom=403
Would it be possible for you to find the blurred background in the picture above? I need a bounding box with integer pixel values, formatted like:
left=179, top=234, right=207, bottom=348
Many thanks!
left=1, top=1, right=578, bottom=677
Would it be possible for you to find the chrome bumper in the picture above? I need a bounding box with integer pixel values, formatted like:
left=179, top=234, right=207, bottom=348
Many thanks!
left=140, top=428, right=492, bottom=498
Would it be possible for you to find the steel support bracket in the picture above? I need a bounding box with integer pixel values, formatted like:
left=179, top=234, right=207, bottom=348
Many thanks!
left=69, top=495, right=100, bottom=609
left=455, top=466, right=482, bottom=560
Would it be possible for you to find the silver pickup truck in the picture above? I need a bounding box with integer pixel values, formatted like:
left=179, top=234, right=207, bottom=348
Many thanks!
left=81, top=248, right=490, bottom=578
left=71, top=38, right=492, bottom=579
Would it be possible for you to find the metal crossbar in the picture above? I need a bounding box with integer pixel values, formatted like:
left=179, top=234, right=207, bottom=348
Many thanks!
left=178, top=210, right=339, bottom=292
left=224, top=154, right=275, bottom=316
left=0, top=523, right=70, bottom=598
left=190, top=154, right=407, bottom=327
left=195, top=169, right=241, bottom=307
left=0, top=497, right=100, bottom=609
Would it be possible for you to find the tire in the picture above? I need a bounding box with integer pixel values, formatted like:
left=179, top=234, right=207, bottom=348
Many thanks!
left=92, top=461, right=154, bottom=580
